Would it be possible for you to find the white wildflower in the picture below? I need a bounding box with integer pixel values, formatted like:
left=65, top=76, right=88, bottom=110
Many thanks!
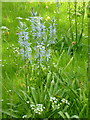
left=30, top=104, right=45, bottom=115
left=26, top=101, right=29, bottom=104
left=50, top=97, right=58, bottom=102
left=0, top=26, right=9, bottom=30
left=22, top=115, right=27, bottom=118
left=61, top=98, right=70, bottom=105
left=16, top=17, right=23, bottom=20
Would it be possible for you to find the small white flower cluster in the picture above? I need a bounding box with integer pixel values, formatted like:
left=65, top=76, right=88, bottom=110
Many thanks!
left=13, top=47, right=20, bottom=54
left=50, top=97, right=61, bottom=109
left=30, top=104, right=45, bottom=114
left=50, top=97, right=58, bottom=103
left=61, top=98, right=70, bottom=105
left=50, top=97, right=70, bottom=109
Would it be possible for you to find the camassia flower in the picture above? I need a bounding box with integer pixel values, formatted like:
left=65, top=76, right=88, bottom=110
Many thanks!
left=48, top=18, right=56, bottom=45
left=29, top=14, right=51, bottom=65
left=49, top=18, right=56, bottom=39
left=30, top=16, right=46, bottom=40
left=17, top=20, right=32, bottom=60
left=34, top=43, right=51, bottom=63
left=61, top=98, right=70, bottom=105
left=16, top=14, right=57, bottom=65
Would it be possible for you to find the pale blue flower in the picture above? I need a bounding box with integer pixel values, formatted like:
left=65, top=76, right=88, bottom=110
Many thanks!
left=30, top=16, right=46, bottom=39
left=17, top=20, right=32, bottom=60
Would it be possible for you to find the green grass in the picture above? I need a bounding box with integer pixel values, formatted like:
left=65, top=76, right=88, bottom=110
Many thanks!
left=1, top=2, right=88, bottom=119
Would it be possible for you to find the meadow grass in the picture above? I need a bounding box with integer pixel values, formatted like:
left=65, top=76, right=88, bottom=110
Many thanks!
left=1, top=2, right=88, bottom=119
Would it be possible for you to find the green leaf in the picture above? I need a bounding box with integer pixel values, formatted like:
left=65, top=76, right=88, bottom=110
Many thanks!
left=64, top=112, right=70, bottom=118
left=58, top=111, right=66, bottom=118
left=79, top=104, right=87, bottom=117
left=0, top=109, right=20, bottom=118
left=57, top=49, right=65, bottom=66
left=48, top=109, right=58, bottom=118
left=71, top=115, right=79, bottom=119
left=14, top=90, right=24, bottom=101
left=30, top=87, right=38, bottom=104
left=49, top=81, right=54, bottom=96
left=63, top=105, right=69, bottom=112
left=63, top=56, right=74, bottom=71
left=20, top=89, right=34, bottom=104
left=45, top=72, right=52, bottom=89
